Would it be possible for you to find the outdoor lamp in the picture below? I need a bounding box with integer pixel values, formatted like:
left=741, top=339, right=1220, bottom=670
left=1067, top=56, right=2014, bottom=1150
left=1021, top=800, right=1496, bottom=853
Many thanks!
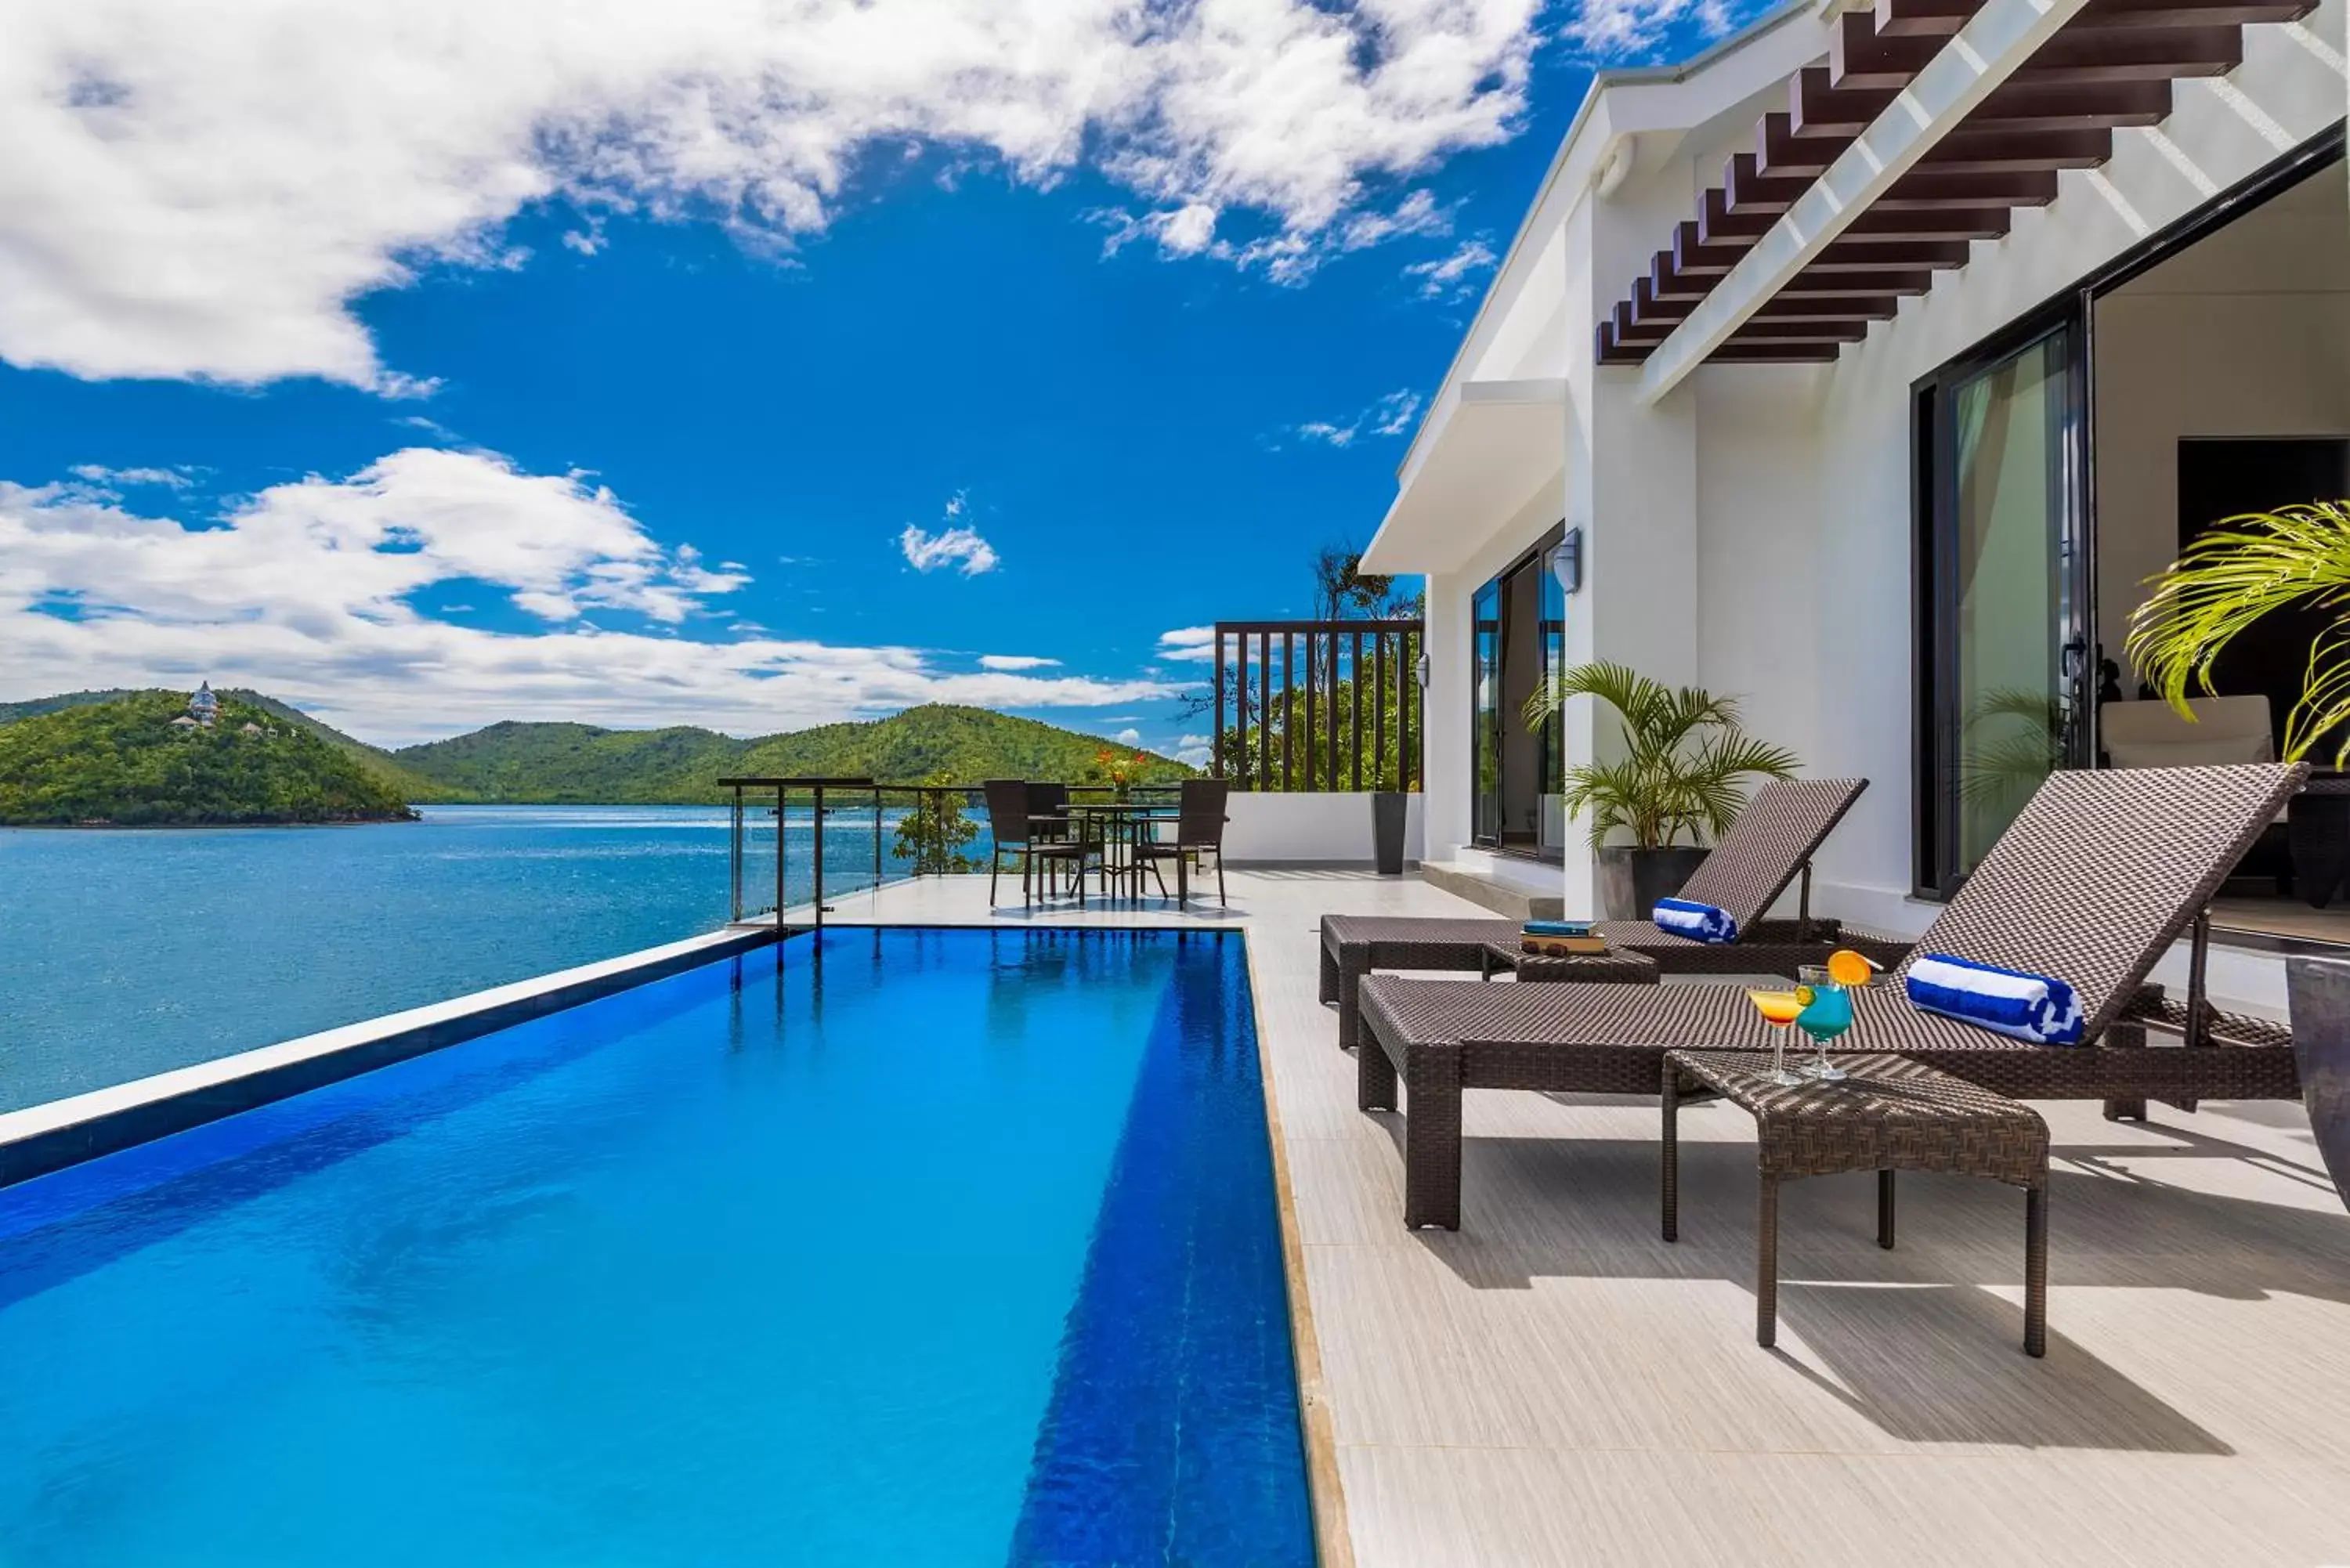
left=1551, top=528, right=1584, bottom=595
left=1415, top=652, right=1431, bottom=688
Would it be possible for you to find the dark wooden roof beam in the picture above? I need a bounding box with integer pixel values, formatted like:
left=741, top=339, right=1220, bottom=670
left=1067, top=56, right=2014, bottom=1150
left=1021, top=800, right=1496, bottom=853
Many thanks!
left=1808, top=236, right=1977, bottom=269
left=1729, top=319, right=1874, bottom=341
left=1914, top=125, right=2117, bottom=171
left=1881, top=0, right=2309, bottom=36
left=1649, top=251, right=1719, bottom=302
left=1779, top=266, right=1936, bottom=294
left=1834, top=16, right=2244, bottom=88
left=1793, top=69, right=2175, bottom=139
left=1704, top=343, right=1846, bottom=363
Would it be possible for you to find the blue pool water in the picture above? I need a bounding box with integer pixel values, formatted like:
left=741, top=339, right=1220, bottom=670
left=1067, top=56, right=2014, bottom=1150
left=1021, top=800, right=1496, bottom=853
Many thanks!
left=0, top=928, right=1310, bottom=1566
left=0, top=804, right=996, bottom=1112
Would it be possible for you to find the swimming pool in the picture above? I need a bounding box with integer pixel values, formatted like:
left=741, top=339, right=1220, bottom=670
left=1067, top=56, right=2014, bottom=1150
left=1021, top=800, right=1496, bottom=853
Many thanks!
left=0, top=928, right=1312, bottom=1566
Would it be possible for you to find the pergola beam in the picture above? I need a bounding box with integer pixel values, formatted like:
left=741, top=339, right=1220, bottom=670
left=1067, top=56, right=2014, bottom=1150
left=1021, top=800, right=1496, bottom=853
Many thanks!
left=1636, top=0, right=2102, bottom=403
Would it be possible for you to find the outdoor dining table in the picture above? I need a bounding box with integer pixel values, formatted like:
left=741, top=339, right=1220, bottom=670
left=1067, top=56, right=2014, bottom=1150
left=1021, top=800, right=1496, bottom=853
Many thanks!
left=1065, top=800, right=1178, bottom=901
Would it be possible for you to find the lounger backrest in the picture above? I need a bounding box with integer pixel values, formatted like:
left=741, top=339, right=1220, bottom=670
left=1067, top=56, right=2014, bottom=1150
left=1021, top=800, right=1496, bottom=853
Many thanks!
left=1902, top=762, right=2305, bottom=1041
left=1675, top=776, right=1868, bottom=929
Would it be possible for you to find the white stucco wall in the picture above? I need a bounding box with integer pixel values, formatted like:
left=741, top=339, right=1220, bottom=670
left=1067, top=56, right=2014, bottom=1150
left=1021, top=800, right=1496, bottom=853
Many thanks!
left=1220, top=791, right=1425, bottom=865
left=1390, top=0, right=2345, bottom=961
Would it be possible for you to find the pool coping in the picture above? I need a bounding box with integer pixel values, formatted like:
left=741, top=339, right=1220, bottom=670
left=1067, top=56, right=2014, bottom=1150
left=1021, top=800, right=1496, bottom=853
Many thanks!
left=0, top=923, right=782, bottom=1190
left=1238, top=929, right=1359, bottom=1568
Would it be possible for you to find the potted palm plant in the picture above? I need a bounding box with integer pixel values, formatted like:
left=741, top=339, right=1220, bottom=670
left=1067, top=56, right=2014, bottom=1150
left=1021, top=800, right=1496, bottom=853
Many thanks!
left=2128, top=498, right=2350, bottom=1201
left=1522, top=661, right=1800, bottom=921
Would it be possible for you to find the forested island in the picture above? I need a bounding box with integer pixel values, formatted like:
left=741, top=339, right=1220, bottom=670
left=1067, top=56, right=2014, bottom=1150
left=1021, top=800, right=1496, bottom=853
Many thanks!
left=0, top=688, right=1190, bottom=825
left=0, top=690, right=418, bottom=826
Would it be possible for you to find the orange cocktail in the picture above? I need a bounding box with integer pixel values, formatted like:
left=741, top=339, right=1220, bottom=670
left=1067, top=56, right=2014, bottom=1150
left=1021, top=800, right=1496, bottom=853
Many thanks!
left=1745, top=988, right=1809, bottom=1086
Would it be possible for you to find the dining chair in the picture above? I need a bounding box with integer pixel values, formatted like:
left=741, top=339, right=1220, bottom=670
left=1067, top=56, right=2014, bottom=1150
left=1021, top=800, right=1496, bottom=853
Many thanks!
left=1135, top=779, right=1230, bottom=907
left=982, top=780, right=1087, bottom=908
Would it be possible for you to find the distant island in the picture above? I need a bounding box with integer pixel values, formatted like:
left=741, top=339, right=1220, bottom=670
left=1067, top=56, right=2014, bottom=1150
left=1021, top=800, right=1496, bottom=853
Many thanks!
left=0, top=687, right=418, bottom=827
left=0, top=687, right=1192, bottom=825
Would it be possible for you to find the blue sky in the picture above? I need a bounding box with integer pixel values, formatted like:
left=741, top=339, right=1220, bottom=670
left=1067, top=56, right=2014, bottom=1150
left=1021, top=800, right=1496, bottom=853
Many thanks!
left=0, top=0, right=1749, bottom=754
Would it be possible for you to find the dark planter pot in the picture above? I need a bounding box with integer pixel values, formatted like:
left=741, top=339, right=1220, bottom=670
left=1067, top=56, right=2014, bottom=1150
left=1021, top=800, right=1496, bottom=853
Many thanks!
left=1372, top=791, right=1408, bottom=877
left=2284, top=956, right=2350, bottom=1212
left=1596, top=845, right=1709, bottom=923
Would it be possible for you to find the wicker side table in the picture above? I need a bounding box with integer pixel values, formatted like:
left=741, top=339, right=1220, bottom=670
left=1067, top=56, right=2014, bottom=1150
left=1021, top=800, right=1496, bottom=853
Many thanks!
left=1661, top=1050, right=2052, bottom=1357
left=1477, top=942, right=1661, bottom=987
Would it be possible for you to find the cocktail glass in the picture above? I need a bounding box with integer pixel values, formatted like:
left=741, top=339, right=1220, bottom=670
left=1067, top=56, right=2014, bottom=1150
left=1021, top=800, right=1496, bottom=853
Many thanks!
left=1794, top=964, right=1853, bottom=1082
left=1745, top=988, right=1808, bottom=1086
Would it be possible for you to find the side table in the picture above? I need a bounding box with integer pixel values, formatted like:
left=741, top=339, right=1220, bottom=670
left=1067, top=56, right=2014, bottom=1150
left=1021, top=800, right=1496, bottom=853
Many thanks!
left=1477, top=941, right=1660, bottom=987
left=1661, top=1050, right=2051, bottom=1356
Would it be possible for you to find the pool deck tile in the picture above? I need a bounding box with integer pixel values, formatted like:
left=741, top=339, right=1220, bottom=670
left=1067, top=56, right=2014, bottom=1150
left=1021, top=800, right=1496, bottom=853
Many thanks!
left=826, top=870, right=2350, bottom=1568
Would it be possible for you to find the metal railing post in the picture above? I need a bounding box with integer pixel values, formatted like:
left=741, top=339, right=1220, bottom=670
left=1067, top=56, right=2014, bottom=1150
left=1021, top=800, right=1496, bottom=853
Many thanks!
left=873, top=785, right=884, bottom=892
left=728, top=784, right=743, bottom=923
left=776, top=785, right=786, bottom=929
left=813, top=784, right=828, bottom=928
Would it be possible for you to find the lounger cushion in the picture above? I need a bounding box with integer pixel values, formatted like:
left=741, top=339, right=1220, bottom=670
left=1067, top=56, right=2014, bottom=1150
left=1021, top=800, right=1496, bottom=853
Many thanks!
left=1905, top=954, right=2084, bottom=1046
left=1653, top=898, right=1738, bottom=944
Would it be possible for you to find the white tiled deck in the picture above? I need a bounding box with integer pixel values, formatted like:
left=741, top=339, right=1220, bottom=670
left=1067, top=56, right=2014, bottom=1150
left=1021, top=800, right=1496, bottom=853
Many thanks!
left=822, top=870, right=2350, bottom=1568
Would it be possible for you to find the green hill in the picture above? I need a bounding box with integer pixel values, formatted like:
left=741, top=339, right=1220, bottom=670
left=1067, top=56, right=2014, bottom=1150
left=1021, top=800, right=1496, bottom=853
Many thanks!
left=393, top=704, right=1191, bottom=803
left=0, top=692, right=420, bottom=826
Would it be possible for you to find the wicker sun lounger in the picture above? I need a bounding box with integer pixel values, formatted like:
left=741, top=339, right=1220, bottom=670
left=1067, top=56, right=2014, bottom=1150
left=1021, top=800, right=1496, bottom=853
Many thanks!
left=1358, top=763, right=2308, bottom=1228
left=1321, top=776, right=1877, bottom=1049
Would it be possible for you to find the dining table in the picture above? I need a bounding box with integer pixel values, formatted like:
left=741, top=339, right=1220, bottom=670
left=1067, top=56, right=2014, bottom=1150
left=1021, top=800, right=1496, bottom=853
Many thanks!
left=1063, top=798, right=1179, bottom=901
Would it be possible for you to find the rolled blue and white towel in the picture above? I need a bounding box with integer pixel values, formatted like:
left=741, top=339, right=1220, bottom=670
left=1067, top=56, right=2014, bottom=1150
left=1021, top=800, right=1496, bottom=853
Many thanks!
left=1651, top=898, right=1738, bottom=945
left=1904, top=954, right=2084, bottom=1045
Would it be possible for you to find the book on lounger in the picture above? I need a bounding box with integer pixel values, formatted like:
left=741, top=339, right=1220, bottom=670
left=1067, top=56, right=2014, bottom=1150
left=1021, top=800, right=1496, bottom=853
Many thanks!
left=1522, top=929, right=1608, bottom=956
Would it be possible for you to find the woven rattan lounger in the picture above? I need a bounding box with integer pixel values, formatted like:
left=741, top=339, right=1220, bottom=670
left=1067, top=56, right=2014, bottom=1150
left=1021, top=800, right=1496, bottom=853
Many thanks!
left=1357, top=763, right=2308, bottom=1228
left=1321, top=776, right=1879, bottom=1050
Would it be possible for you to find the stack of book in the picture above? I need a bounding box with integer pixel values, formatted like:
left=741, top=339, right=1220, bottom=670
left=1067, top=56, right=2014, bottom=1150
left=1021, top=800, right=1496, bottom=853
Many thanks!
left=1521, top=919, right=1607, bottom=956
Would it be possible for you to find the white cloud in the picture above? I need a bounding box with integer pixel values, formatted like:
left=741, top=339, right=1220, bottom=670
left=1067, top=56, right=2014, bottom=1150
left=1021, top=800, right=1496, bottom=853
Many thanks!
left=1293, top=388, right=1423, bottom=447
left=979, top=654, right=1059, bottom=671
left=1564, top=0, right=1742, bottom=59
left=1173, top=732, right=1213, bottom=767
left=1156, top=626, right=1217, bottom=664
left=1112, top=727, right=1143, bottom=745
left=0, top=448, right=1176, bottom=743
left=899, top=519, right=1000, bottom=577
left=2, top=0, right=1545, bottom=388
left=1403, top=237, right=1497, bottom=300
left=67, top=464, right=195, bottom=490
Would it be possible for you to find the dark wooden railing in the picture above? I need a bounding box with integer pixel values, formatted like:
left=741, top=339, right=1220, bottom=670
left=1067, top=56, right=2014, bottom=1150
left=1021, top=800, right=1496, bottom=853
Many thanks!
left=1209, top=620, right=1423, bottom=792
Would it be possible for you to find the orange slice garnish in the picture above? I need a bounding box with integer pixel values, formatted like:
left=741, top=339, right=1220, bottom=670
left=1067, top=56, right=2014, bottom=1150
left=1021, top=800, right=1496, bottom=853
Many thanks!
left=1826, top=948, right=1878, bottom=988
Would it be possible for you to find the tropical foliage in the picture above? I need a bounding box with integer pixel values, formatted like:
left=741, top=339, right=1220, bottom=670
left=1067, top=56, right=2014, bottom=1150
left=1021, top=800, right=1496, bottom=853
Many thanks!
left=0, top=692, right=418, bottom=826
left=391, top=704, right=1191, bottom=803
left=2128, top=501, right=2350, bottom=764
left=891, top=773, right=982, bottom=875
left=1520, top=661, right=1799, bottom=850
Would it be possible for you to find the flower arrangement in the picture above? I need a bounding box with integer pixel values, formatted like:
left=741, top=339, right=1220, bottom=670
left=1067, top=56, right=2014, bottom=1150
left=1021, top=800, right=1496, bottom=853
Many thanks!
left=1094, top=748, right=1152, bottom=797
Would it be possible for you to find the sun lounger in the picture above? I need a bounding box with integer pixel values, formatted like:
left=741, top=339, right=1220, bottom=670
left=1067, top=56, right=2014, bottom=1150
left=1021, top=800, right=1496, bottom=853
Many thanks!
left=1357, top=764, right=2308, bottom=1228
left=1321, top=776, right=1876, bottom=1049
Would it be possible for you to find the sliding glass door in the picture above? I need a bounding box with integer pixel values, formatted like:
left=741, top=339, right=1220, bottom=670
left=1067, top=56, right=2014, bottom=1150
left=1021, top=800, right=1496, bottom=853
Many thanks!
left=1470, top=525, right=1567, bottom=857
left=1915, top=319, right=2089, bottom=897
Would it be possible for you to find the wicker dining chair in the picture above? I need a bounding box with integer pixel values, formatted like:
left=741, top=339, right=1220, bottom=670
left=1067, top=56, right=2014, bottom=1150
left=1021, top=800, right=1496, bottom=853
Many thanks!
left=1136, top=779, right=1230, bottom=907
left=982, top=779, right=1088, bottom=908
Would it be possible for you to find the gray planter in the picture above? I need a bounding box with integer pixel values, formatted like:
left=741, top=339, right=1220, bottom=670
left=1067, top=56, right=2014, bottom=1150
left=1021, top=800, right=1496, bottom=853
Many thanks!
left=1371, top=791, right=1408, bottom=877
left=1596, top=845, right=1708, bottom=923
left=2284, top=956, right=2350, bottom=1212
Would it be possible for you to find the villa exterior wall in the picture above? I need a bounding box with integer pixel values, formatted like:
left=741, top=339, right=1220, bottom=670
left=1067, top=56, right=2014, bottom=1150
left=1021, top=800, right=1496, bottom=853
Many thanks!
left=1396, top=0, right=2345, bottom=959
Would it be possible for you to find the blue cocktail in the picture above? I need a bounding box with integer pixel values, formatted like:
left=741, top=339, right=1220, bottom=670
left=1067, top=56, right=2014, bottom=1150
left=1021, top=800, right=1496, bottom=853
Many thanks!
left=1794, top=964, right=1853, bottom=1082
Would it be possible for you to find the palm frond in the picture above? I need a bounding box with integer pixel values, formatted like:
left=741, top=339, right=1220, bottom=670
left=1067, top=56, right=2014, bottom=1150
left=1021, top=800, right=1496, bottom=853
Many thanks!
left=1528, top=659, right=1802, bottom=849
left=2128, top=502, right=2350, bottom=716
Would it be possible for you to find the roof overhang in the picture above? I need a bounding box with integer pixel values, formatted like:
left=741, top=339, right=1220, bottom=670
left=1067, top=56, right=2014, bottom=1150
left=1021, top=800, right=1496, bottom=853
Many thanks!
left=1361, top=378, right=1567, bottom=576
left=1596, top=0, right=2325, bottom=374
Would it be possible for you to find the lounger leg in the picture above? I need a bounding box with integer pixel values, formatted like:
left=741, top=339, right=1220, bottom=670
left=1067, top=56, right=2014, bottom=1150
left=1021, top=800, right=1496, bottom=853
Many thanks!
left=1878, top=1170, right=1896, bottom=1250
left=2102, top=1097, right=2148, bottom=1122
left=1319, top=941, right=1339, bottom=1005
left=1358, top=1028, right=1397, bottom=1112
left=1336, top=965, right=1365, bottom=1051
left=989, top=847, right=1000, bottom=906
left=1661, top=1067, right=1680, bottom=1244
left=2024, top=1184, right=2048, bottom=1358
left=1402, top=1044, right=1463, bottom=1230
left=1757, top=1175, right=1781, bottom=1349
